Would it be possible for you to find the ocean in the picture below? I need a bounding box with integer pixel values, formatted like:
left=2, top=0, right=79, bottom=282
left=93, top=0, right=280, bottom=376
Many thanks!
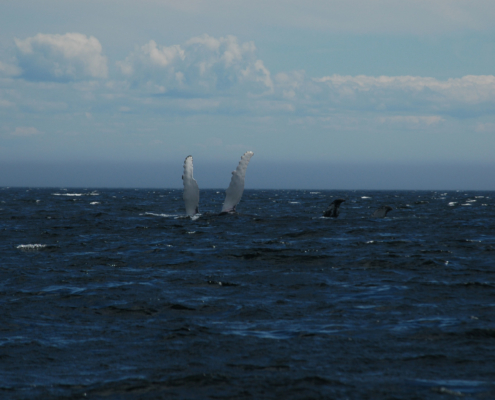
left=1, top=187, right=494, bottom=399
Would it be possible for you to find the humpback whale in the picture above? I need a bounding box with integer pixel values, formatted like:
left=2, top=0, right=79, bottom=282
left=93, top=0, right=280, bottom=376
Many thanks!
left=323, top=198, right=345, bottom=218
left=371, top=206, right=393, bottom=218
left=220, top=151, right=254, bottom=214
left=182, top=155, right=200, bottom=216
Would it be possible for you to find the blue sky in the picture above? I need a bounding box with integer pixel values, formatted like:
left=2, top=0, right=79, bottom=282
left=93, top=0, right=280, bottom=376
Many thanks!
left=1, top=0, right=494, bottom=189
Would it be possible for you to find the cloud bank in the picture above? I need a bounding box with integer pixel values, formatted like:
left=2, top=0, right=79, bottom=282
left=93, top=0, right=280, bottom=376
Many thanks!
left=110, top=35, right=495, bottom=119
left=3, top=32, right=495, bottom=124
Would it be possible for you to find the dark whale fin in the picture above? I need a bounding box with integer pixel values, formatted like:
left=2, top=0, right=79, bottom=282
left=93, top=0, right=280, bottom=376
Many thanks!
left=323, top=198, right=345, bottom=218
left=371, top=206, right=393, bottom=218
left=182, top=155, right=200, bottom=216
left=220, top=151, right=254, bottom=214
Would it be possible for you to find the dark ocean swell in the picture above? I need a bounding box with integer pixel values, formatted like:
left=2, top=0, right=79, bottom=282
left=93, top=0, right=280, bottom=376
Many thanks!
left=1, top=188, right=494, bottom=399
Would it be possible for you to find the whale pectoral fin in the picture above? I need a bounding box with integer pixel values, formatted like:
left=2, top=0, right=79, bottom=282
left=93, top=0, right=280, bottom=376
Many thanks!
left=221, top=151, right=254, bottom=213
left=182, top=155, right=200, bottom=216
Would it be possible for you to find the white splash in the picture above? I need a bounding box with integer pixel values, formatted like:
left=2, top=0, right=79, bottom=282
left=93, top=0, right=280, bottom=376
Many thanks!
left=52, top=192, right=99, bottom=197
left=221, top=151, right=254, bottom=213
left=182, top=155, right=200, bottom=216
left=143, top=212, right=178, bottom=218
left=17, top=244, right=46, bottom=250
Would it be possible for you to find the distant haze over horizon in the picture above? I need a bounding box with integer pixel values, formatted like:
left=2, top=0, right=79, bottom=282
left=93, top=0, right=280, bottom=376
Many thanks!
left=1, top=1, right=495, bottom=189
left=1, top=161, right=494, bottom=191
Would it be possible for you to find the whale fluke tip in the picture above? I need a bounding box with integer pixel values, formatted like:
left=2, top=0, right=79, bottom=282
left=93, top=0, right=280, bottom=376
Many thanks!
left=371, top=206, right=393, bottom=218
left=323, top=198, right=345, bottom=218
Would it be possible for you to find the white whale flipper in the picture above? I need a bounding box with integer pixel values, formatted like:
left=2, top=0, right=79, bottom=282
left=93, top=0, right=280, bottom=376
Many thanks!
left=182, top=156, right=199, bottom=216
left=220, top=151, right=254, bottom=214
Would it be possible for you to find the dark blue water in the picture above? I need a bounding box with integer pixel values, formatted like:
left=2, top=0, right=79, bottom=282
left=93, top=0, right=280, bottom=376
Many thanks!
left=1, top=188, right=495, bottom=399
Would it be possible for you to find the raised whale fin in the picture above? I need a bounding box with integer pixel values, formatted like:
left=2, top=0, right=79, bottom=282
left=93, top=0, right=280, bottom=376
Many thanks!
left=182, top=155, right=199, bottom=216
left=371, top=205, right=392, bottom=218
left=220, top=151, right=254, bottom=214
left=323, top=198, right=345, bottom=218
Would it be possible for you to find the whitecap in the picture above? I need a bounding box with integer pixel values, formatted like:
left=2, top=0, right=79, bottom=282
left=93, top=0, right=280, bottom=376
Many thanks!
left=466, top=200, right=476, bottom=203
left=461, top=203, right=472, bottom=206
left=17, top=244, right=46, bottom=251
left=289, top=202, right=300, bottom=204
left=90, top=202, right=100, bottom=205
left=52, top=192, right=98, bottom=197
left=448, top=202, right=457, bottom=206
left=361, top=196, right=371, bottom=199
left=143, top=212, right=178, bottom=218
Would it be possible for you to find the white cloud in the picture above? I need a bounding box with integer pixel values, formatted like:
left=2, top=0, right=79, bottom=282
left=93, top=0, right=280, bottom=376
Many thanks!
left=475, top=122, right=495, bottom=132
left=14, top=33, right=108, bottom=81
left=118, top=34, right=273, bottom=95
left=0, top=60, right=20, bottom=77
left=0, top=99, right=14, bottom=108
left=11, top=126, right=42, bottom=136
left=302, top=74, right=495, bottom=116
left=378, top=115, right=444, bottom=125
left=315, top=74, right=495, bottom=103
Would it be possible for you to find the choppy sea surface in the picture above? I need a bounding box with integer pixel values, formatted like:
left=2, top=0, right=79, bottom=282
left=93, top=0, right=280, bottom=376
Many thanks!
left=1, top=187, right=495, bottom=399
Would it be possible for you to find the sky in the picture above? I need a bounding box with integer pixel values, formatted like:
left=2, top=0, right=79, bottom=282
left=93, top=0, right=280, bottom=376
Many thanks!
left=0, top=0, right=494, bottom=189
